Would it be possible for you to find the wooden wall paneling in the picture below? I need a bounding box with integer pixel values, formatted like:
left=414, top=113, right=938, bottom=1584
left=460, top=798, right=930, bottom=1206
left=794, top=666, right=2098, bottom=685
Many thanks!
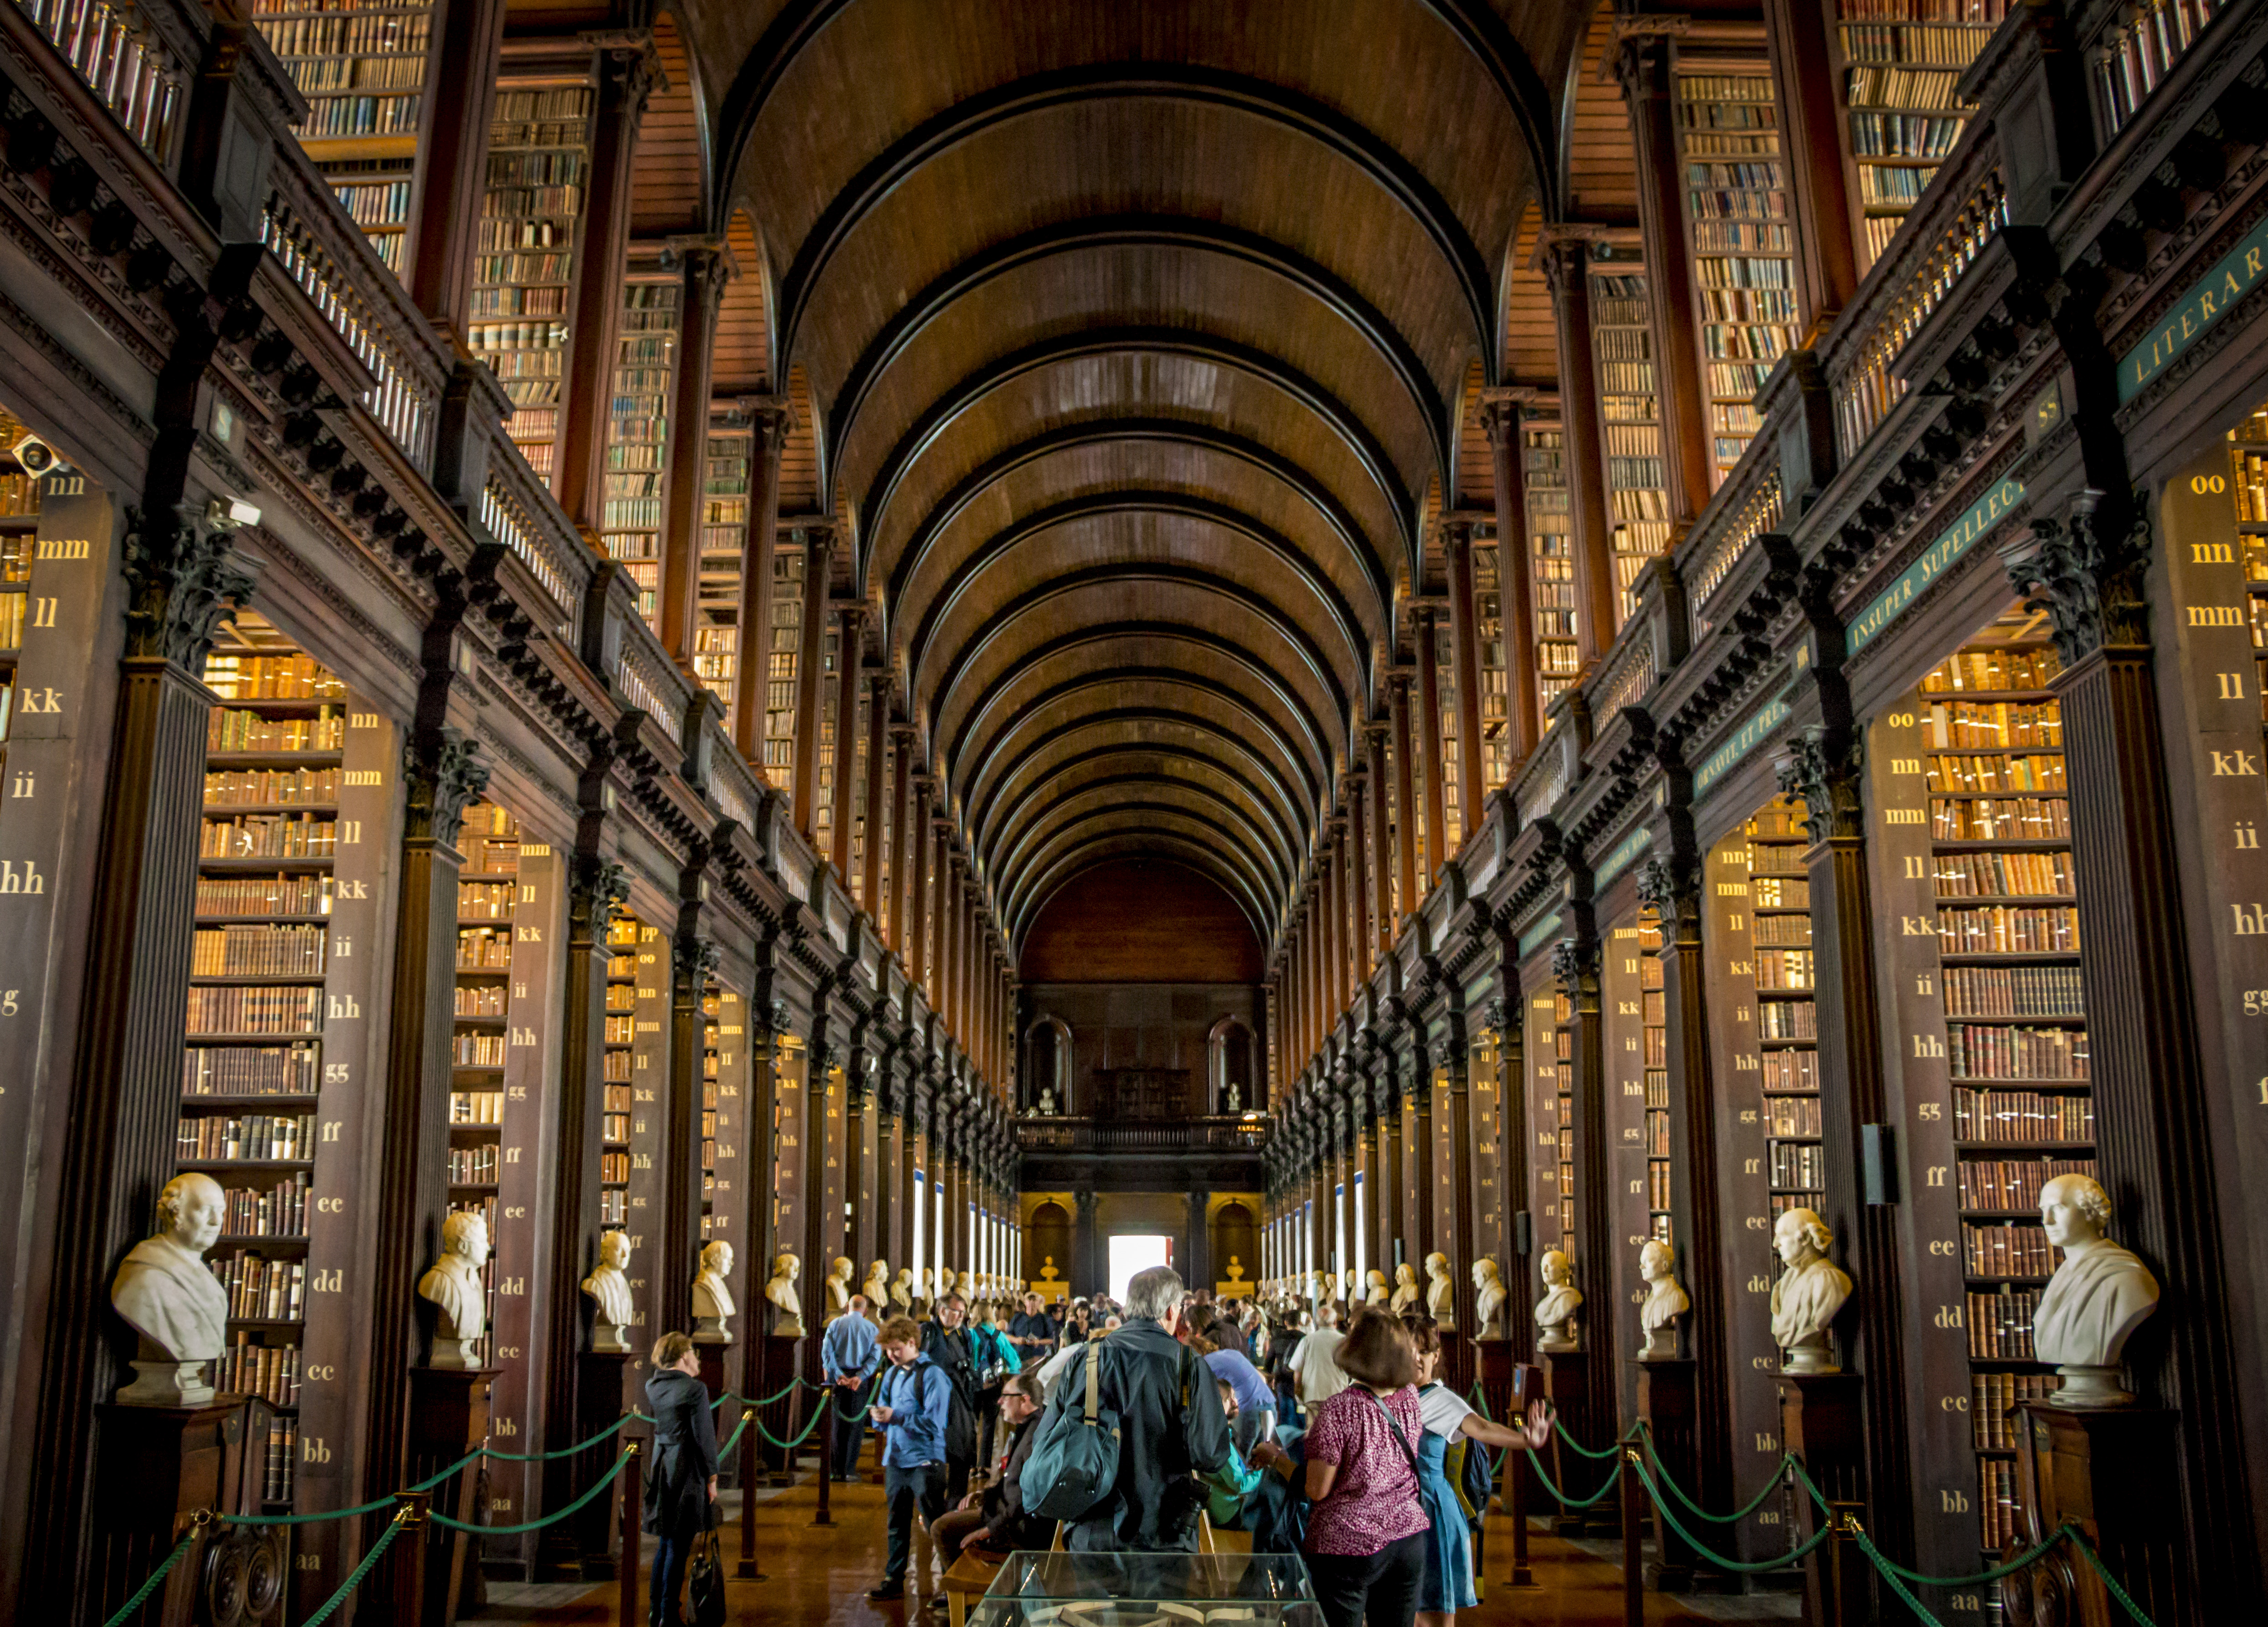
left=620, top=918, right=672, bottom=1405
left=705, top=983, right=751, bottom=1384
left=1601, top=905, right=1651, bottom=1427
left=660, top=923, right=705, bottom=1343
left=771, top=1031, right=807, bottom=1327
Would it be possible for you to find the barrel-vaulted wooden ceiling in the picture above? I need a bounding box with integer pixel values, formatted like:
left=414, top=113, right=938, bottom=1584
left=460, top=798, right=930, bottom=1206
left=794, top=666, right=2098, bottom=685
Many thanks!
left=659, top=0, right=1597, bottom=949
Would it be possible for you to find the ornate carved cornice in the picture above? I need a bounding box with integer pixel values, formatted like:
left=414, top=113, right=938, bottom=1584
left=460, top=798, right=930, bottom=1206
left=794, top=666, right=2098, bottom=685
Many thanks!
left=2001, top=487, right=2151, bottom=666
left=122, top=504, right=259, bottom=669
left=1773, top=724, right=1863, bottom=844
left=406, top=726, right=489, bottom=849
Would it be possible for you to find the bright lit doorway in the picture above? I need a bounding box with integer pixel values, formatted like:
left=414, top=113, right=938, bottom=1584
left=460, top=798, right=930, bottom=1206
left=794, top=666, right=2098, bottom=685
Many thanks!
left=1107, top=1234, right=1172, bottom=1304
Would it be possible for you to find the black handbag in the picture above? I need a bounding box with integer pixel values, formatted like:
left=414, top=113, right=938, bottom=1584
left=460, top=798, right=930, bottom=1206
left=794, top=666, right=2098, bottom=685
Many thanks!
left=687, top=1530, right=726, bottom=1627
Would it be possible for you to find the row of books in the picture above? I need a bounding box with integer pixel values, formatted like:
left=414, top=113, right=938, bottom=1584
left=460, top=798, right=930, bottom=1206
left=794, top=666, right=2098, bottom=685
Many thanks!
left=1923, top=648, right=2063, bottom=694
left=1766, top=1096, right=1823, bottom=1138
left=1752, top=875, right=1808, bottom=907
left=600, top=1150, right=631, bottom=1184
left=263, top=1419, right=298, bottom=1504
left=458, top=927, right=513, bottom=970
left=185, top=985, right=323, bottom=1037
left=453, top=1033, right=506, bottom=1067
left=1964, top=1222, right=2057, bottom=1277
left=1923, top=700, right=2062, bottom=748
left=1958, top=1157, right=2097, bottom=1211
left=183, top=1044, right=321, bottom=1097
left=448, top=1145, right=499, bottom=1185
left=1759, top=999, right=1817, bottom=1040
left=492, top=87, right=592, bottom=125
left=218, top=1335, right=301, bottom=1410
left=192, top=924, right=326, bottom=978
left=204, top=653, right=345, bottom=701
left=469, top=287, right=569, bottom=319
left=212, top=1253, right=307, bottom=1321
left=473, top=255, right=577, bottom=288
left=283, top=55, right=424, bottom=94
left=455, top=983, right=507, bottom=1016
left=450, top=1090, right=505, bottom=1126
left=2095, top=0, right=2226, bottom=135
left=605, top=1083, right=634, bottom=1114
left=219, top=1173, right=310, bottom=1238
left=1965, top=1287, right=2041, bottom=1358
left=477, top=216, right=576, bottom=251
left=256, top=11, right=431, bottom=58
left=1971, top=1371, right=2061, bottom=1451
left=1692, top=221, right=1792, bottom=254
left=1932, top=850, right=2074, bottom=898
left=458, top=880, right=515, bottom=920
left=603, top=1050, right=633, bottom=1082
left=179, top=1112, right=317, bottom=1162
left=1939, top=905, right=2081, bottom=957
left=1979, top=1457, right=2022, bottom=1552
left=1948, top=1023, right=2089, bottom=1081
left=1752, top=914, right=1813, bottom=947
left=1763, top=1049, right=1820, bottom=1091
left=0, top=473, right=41, bottom=520
left=208, top=707, right=345, bottom=753
left=1641, top=1107, right=1671, bottom=1157
left=294, top=93, right=422, bottom=138
left=603, top=1112, right=630, bottom=1143
left=601, top=1189, right=627, bottom=1226
left=604, top=1014, right=637, bottom=1044
left=202, top=814, right=336, bottom=860
left=1926, top=753, right=2068, bottom=794
left=1931, top=795, right=2072, bottom=842
left=1849, top=112, right=1965, bottom=160
left=1772, top=1142, right=1827, bottom=1191
left=1942, top=964, right=2085, bottom=1018
left=1954, top=1088, right=2095, bottom=1144
left=1843, top=65, right=1970, bottom=112
left=1696, top=287, right=1800, bottom=322
left=204, top=767, right=340, bottom=806
left=1646, top=1160, right=1672, bottom=1212
left=1834, top=0, right=2008, bottom=21
left=1755, top=948, right=1815, bottom=992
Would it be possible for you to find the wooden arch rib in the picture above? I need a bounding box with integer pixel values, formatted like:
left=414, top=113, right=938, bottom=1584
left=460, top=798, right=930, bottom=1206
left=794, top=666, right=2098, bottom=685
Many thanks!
left=859, top=328, right=1416, bottom=572
left=924, top=567, right=1349, bottom=780
left=822, top=217, right=1448, bottom=525
left=958, top=665, right=1323, bottom=822
left=880, top=419, right=1391, bottom=632
left=992, top=777, right=1292, bottom=898
left=971, top=724, right=1306, bottom=883
left=1005, top=806, right=1282, bottom=927
left=1008, top=831, right=1275, bottom=947
left=772, top=65, right=1495, bottom=378
left=901, top=492, right=1370, bottom=711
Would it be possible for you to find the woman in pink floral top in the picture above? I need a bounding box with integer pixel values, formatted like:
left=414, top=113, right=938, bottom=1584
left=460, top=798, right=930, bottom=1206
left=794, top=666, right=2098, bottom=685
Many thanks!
left=1300, top=1311, right=1430, bottom=1627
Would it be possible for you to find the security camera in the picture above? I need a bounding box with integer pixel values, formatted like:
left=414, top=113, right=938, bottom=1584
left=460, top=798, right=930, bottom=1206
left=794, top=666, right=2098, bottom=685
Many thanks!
left=12, top=436, right=60, bottom=478
left=204, top=497, right=262, bottom=531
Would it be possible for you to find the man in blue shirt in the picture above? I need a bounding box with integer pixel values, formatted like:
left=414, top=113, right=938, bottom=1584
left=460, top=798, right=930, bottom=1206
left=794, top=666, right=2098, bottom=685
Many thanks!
left=867, top=1316, right=952, bottom=1602
left=821, top=1293, right=880, bottom=1483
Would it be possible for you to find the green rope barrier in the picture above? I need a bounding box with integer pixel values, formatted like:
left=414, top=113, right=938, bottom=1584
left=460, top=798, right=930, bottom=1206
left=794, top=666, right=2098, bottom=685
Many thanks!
left=1629, top=1457, right=1830, bottom=1575
left=1634, top=1425, right=1791, bottom=1525
left=1849, top=1524, right=1952, bottom=1627
left=481, top=1413, right=636, bottom=1462
left=223, top=1490, right=399, bottom=1527
left=1553, top=1419, right=1624, bottom=1461
left=1522, top=1448, right=1622, bottom=1510
left=756, top=1406, right=828, bottom=1451
left=101, top=1529, right=197, bottom=1627
left=300, top=1513, right=406, bottom=1627
left=429, top=1445, right=633, bottom=1536
left=1860, top=1519, right=2075, bottom=1589
left=2068, top=1527, right=2164, bottom=1627
left=411, top=1449, right=483, bottom=1493
left=720, top=1415, right=751, bottom=1454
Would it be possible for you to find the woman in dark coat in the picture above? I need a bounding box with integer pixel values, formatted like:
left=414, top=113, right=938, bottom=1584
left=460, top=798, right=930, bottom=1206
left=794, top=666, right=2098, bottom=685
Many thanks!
left=643, top=1331, right=721, bottom=1627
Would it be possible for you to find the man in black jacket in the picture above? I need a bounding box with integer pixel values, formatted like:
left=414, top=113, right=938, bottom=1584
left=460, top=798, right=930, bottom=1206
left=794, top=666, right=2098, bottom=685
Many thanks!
left=1035, top=1265, right=1231, bottom=1551
left=642, top=1333, right=721, bottom=1627
left=927, top=1370, right=1053, bottom=1594
left=920, top=1292, right=980, bottom=1503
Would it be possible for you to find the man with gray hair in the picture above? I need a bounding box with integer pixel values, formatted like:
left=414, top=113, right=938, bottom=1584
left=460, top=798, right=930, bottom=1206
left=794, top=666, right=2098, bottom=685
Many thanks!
left=1033, top=1265, right=1230, bottom=1550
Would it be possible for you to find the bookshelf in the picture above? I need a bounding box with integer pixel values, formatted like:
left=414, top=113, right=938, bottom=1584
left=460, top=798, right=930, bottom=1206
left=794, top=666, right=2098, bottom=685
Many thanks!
left=1589, top=248, right=1672, bottom=631
left=764, top=548, right=804, bottom=783
left=705, top=985, right=749, bottom=1282
left=620, top=918, right=670, bottom=1395
left=0, top=417, right=41, bottom=677
left=1640, top=909, right=1671, bottom=1244
left=812, top=613, right=842, bottom=860
left=1831, top=3, right=2006, bottom=273
left=1522, top=979, right=1575, bottom=1259
left=1675, top=62, right=1798, bottom=486
left=1432, top=614, right=1461, bottom=854
left=2222, top=413, right=2268, bottom=721
left=448, top=800, right=525, bottom=1365
left=1747, top=798, right=1824, bottom=1223
left=1522, top=419, right=1582, bottom=718
left=1871, top=609, right=2091, bottom=1570
left=469, top=77, right=597, bottom=481
left=603, top=263, right=681, bottom=633
left=2093, top=0, right=2227, bottom=136
left=601, top=920, right=637, bottom=1233
left=693, top=417, right=754, bottom=711
left=1471, top=538, right=1511, bottom=790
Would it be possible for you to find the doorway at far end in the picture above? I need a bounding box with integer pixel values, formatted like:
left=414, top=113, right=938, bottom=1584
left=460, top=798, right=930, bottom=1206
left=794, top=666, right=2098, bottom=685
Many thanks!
left=1107, top=1234, right=1173, bottom=1305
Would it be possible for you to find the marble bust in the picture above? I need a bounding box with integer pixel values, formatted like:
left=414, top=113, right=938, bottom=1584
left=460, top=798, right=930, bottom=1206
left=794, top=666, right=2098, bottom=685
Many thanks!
left=864, top=1259, right=890, bottom=1309
left=1388, top=1262, right=1420, bottom=1315
left=1224, top=1256, right=1250, bottom=1287
left=111, top=1171, right=231, bottom=1405
left=1471, top=1256, right=1507, bottom=1337
left=957, top=1269, right=977, bottom=1302
left=582, top=1229, right=634, bottom=1353
left=1342, top=1267, right=1359, bottom=1306
left=693, top=1240, right=736, bottom=1343
left=1364, top=1268, right=1389, bottom=1306
left=1310, top=1268, right=1335, bottom=1309
left=2034, top=1174, right=2160, bottom=1405
left=826, top=1256, right=854, bottom=1315
left=1769, top=1208, right=1851, bottom=1374
left=418, top=1210, right=490, bottom=1369
left=1426, top=1252, right=1455, bottom=1322
left=766, top=1252, right=805, bottom=1337
left=1534, top=1249, right=1581, bottom=1353
left=891, top=1267, right=915, bottom=1312
left=1035, top=1256, right=1063, bottom=1290
left=1638, top=1239, right=1689, bottom=1362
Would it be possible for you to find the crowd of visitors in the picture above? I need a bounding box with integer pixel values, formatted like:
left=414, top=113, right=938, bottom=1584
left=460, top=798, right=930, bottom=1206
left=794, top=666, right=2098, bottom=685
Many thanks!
left=760, top=1269, right=1514, bottom=1627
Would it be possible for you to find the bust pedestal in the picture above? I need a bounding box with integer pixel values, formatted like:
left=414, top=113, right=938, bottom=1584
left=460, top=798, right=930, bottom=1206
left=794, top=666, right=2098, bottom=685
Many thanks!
left=757, top=1333, right=807, bottom=1485
left=1541, top=1349, right=1616, bottom=1536
left=1778, top=1373, right=1867, bottom=1627
left=1473, top=1344, right=1539, bottom=1589
left=93, top=1395, right=282, bottom=1627
left=1437, top=1328, right=1472, bottom=1397
left=1633, top=1359, right=1716, bottom=1592
left=406, top=1366, right=498, bottom=1627
left=2004, top=1404, right=2189, bottom=1627
left=573, top=1351, right=632, bottom=1577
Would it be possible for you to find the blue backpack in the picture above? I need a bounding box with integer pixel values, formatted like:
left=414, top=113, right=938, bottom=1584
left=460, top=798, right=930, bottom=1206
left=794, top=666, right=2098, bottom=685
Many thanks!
left=1020, top=1342, right=1122, bottom=1520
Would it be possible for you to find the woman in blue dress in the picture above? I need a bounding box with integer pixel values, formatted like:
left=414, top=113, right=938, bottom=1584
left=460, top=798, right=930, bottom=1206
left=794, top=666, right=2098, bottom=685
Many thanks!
left=1400, top=1313, right=1534, bottom=1627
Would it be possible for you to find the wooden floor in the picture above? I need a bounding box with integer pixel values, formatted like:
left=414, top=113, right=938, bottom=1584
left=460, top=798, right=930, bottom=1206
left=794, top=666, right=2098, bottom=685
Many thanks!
left=461, top=1477, right=1801, bottom=1627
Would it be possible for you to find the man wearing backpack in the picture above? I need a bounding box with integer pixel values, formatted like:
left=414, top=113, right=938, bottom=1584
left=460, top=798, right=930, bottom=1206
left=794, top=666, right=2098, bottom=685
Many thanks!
left=1026, top=1266, right=1232, bottom=1551
left=866, top=1318, right=953, bottom=1603
left=920, top=1293, right=981, bottom=1504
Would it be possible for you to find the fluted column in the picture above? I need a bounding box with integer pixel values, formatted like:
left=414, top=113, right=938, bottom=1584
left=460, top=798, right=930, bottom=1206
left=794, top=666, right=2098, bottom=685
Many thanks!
left=1346, top=772, right=1372, bottom=980
left=908, top=778, right=932, bottom=988
left=1442, top=519, right=1486, bottom=829
left=658, top=237, right=730, bottom=662
left=1365, top=722, right=1392, bottom=949
left=890, top=726, right=915, bottom=950
left=1538, top=231, right=1615, bottom=661
left=789, top=525, right=835, bottom=838
left=861, top=674, right=891, bottom=916
left=828, top=603, right=866, bottom=877
left=1388, top=677, right=1417, bottom=918
left=1414, top=612, right=1448, bottom=876
left=1478, top=394, right=1541, bottom=763
left=729, top=402, right=794, bottom=764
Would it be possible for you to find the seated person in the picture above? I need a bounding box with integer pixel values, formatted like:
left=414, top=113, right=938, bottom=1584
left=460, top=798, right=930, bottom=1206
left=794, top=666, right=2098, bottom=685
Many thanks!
left=928, top=1370, right=1053, bottom=1582
left=1200, top=1376, right=1287, bottom=1531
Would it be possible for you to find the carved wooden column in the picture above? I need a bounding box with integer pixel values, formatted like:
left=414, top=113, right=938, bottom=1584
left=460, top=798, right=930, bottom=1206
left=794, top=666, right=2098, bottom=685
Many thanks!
left=1538, top=232, right=1615, bottom=662
left=1444, top=1015, right=1480, bottom=1349
left=1347, top=770, right=1372, bottom=978
left=861, top=674, right=890, bottom=917
left=1442, top=519, right=1486, bottom=829
left=1613, top=25, right=1711, bottom=525
left=895, top=1079, right=921, bottom=1292
left=938, top=845, right=960, bottom=1039
left=1374, top=1070, right=1404, bottom=1273
left=1552, top=933, right=1622, bottom=1464
left=1762, top=0, right=1862, bottom=333
left=1414, top=614, right=1448, bottom=879
left=2003, top=502, right=2253, bottom=1596
left=403, top=0, right=507, bottom=345
left=555, top=32, right=658, bottom=524
left=907, top=777, right=932, bottom=989
left=1482, top=967, right=1537, bottom=1344
left=843, top=1045, right=872, bottom=1284
left=1773, top=726, right=1913, bottom=1564
left=802, top=992, right=840, bottom=1337
left=1365, top=723, right=1392, bottom=949
left=1388, top=676, right=1418, bottom=919
left=1478, top=394, right=1541, bottom=762
left=790, top=526, right=835, bottom=838
left=890, top=727, right=915, bottom=950
left=662, top=924, right=711, bottom=1339
left=827, top=604, right=866, bottom=877
left=658, top=237, right=730, bottom=663
left=729, top=402, right=794, bottom=765
left=1407, top=1037, right=1435, bottom=1288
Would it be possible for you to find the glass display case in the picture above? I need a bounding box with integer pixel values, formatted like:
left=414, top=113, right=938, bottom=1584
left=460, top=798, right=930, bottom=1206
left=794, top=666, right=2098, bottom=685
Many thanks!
left=967, top=1553, right=1322, bottom=1627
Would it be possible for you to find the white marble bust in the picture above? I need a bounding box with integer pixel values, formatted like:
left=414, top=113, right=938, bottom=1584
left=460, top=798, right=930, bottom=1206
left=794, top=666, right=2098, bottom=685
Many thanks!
left=1310, top=1269, right=1335, bottom=1310
left=1426, top=1252, right=1455, bottom=1323
left=826, top=1255, right=854, bottom=1315
left=765, top=1251, right=805, bottom=1337
left=419, top=1210, right=490, bottom=1368
left=957, top=1269, right=977, bottom=1303
left=1638, top=1239, right=1689, bottom=1362
left=582, top=1229, right=634, bottom=1353
left=1388, top=1262, right=1419, bottom=1315
left=2034, top=1174, right=2159, bottom=1406
left=1341, top=1267, right=1360, bottom=1306
left=1769, top=1208, right=1852, bottom=1374
left=693, top=1240, right=736, bottom=1343
left=1534, top=1248, right=1581, bottom=1353
left=112, top=1172, right=231, bottom=1405
left=1472, top=1256, right=1507, bottom=1337
left=891, top=1267, right=915, bottom=1312
left=1364, top=1268, right=1389, bottom=1306
left=864, top=1259, right=890, bottom=1310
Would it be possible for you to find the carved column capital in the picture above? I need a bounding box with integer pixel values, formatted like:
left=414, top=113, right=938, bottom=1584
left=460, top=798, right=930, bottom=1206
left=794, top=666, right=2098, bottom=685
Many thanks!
left=572, top=855, right=630, bottom=939
left=123, top=503, right=259, bottom=669
left=1550, top=936, right=1599, bottom=999
left=1773, top=724, right=1864, bottom=843
left=406, top=726, right=490, bottom=848
left=2000, top=488, right=2151, bottom=666
left=1632, top=854, right=1697, bottom=937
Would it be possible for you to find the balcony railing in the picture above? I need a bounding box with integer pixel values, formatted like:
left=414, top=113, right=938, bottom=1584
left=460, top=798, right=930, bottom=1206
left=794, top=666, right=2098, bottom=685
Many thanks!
left=1015, top=1116, right=1269, bottom=1154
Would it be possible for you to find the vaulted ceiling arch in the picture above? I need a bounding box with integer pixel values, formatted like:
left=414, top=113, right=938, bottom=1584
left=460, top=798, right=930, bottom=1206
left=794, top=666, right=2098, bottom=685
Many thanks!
left=991, top=777, right=1293, bottom=901
left=1005, top=808, right=1281, bottom=927
left=1007, top=831, right=1275, bottom=947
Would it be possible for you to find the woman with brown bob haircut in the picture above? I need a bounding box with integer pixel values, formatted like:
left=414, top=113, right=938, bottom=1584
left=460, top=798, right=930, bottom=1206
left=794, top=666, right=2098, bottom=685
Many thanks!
left=1299, top=1310, right=1428, bottom=1627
